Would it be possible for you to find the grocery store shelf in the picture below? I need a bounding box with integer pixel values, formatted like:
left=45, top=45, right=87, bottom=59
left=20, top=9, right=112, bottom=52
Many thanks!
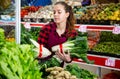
left=21, top=22, right=115, bottom=31
left=21, top=22, right=47, bottom=27
left=75, top=24, right=114, bottom=31
left=73, top=54, right=120, bottom=71
left=0, top=20, right=15, bottom=26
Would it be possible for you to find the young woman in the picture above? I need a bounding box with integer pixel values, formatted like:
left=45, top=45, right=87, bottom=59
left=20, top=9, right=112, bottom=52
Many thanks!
left=37, top=1, right=78, bottom=66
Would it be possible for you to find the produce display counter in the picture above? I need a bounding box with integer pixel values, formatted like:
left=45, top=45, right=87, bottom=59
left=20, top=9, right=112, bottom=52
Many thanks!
left=21, top=22, right=120, bottom=71
left=21, top=22, right=115, bottom=31
left=73, top=54, right=120, bottom=71
left=1, top=21, right=115, bottom=31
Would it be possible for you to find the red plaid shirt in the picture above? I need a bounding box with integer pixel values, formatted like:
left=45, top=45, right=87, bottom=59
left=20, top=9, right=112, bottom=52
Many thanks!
left=37, top=22, right=78, bottom=50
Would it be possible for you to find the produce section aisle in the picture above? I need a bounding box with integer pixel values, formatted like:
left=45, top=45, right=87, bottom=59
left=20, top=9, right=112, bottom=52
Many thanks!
left=21, top=22, right=120, bottom=71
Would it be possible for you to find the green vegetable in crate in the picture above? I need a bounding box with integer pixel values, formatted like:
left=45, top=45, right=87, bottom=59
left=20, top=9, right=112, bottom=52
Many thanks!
left=65, top=64, right=98, bottom=79
left=52, top=35, right=93, bottom=64
left=93, top=42, right=120, bottom=55
left=92, top=31, right=120, bottom=55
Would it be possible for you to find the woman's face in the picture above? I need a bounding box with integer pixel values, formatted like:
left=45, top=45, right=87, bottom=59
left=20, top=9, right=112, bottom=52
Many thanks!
left=53, top=4, right=69, bottom=24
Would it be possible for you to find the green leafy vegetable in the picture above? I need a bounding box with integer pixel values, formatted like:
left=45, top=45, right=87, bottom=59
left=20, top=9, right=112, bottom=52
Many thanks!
left=52, top=32, right=93, bottom=64
left=65, top=64, right=98, bottom=79
left=0, top=28, right=42, bottom=79
left=0, top=28, right=5, bottom=48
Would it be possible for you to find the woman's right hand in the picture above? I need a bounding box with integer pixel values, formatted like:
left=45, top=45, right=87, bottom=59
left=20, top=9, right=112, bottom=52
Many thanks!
left=55, top=49, right=72, bottom=63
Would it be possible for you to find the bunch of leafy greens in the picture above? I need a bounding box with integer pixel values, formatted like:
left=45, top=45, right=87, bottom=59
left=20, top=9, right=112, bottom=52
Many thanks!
left=65, top=64, right=98, bottom=79
left=52, top=32, right=93, bottom=64
left=70, top=32, right=94, bottom=64
left=0, top=28, right=42, bottom=79
left=70, top=34, right=92, bottom=63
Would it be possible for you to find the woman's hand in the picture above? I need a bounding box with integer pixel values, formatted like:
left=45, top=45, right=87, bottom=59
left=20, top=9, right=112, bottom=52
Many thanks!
left=55, top=49, right=72, bottom=63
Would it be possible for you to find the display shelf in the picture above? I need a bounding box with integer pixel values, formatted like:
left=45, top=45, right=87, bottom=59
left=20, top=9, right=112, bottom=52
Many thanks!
left=0, top=0, right=21, bottom=43
left=73, top=54, right=120, bottom=71
left=21, top=22, right=47, bottom=27
left=0, top=20, right=15, bottom=26
left=88, top=51, right=120, bottom=58
left=21, top=22, right=115, bottom=31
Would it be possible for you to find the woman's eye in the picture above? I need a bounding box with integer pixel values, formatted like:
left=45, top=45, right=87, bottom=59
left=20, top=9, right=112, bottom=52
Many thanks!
left=53, top=11, right=62, bottom=14
left=58, top=12, right=61, bottom=14
left=58, top=10, right=62, bottom=14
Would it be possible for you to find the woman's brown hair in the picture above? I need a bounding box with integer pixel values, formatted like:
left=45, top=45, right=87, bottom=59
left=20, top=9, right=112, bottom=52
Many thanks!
left=55, top=1, right=76, bottom=34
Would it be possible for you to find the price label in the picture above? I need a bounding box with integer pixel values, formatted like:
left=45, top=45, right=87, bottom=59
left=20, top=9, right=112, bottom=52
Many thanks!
left=78, top=25, right=87, bottom=32
left=105, top=58, right=115, bottom=67
left=24, top=22, right=31, bottom=29
left=112, top=26, right=120, bottom=34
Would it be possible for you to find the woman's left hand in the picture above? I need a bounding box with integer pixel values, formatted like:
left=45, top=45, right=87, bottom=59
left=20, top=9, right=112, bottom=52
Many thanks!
left=55, top=49, right=72, bottom=63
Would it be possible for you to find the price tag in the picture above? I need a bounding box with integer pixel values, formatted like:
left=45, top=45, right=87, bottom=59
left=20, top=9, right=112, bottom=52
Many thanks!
left=105, top=58, right=115, bottom=67
left=112, top=26, right=120, bottom=34
left=24, top=22, right=31, bottom=29
left=78, top=25, right=87, bottom=32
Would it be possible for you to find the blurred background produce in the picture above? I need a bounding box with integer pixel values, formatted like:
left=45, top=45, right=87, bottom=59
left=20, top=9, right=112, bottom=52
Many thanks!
left=21, top=5, right=53, bottom=22
left=89, top=31, right=120, bottom=58
left=76, top=3, right=120, bottom=25
left=0, top=26, right=15, bottom=42
left=21, top=1, right=120, bottom=25
left=0, top=0, right=11, bottom=11
left=21, top=24, right=41, bottom=44
left=0, top=0, right=15, bottom=21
